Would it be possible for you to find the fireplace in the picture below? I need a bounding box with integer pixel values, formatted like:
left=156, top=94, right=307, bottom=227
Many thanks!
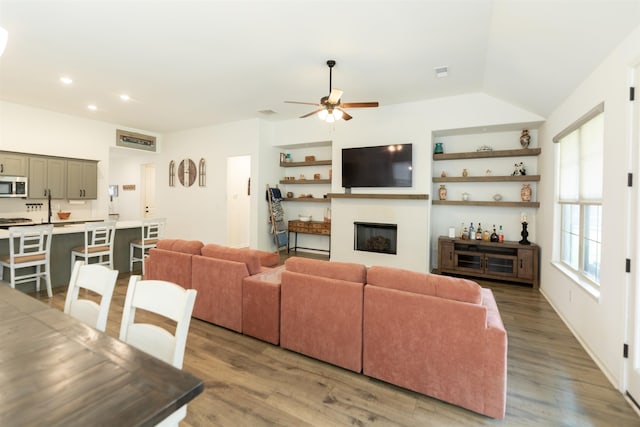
left=354, top=222, right=397, bottom=255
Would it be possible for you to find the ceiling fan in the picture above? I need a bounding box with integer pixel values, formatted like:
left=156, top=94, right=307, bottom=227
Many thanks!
left=285, top=60, right=379, bottom=122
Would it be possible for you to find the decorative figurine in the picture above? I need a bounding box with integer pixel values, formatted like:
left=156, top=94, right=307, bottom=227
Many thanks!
left=512, top=162, right=526, bottom=176
left=520, top=129, right=531, bottom=149
left=462, top=168, right=469, bottom=177
left=441, top=170, right=447, bottom=177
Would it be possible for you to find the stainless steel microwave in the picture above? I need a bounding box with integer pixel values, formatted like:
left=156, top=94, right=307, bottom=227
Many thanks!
left=0, top=176, right=28, bottom=198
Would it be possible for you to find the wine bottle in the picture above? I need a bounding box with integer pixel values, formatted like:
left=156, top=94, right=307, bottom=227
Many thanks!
left=490, top=225, right=499, bottom=242
left=498, top=225, right=504, bottom=243
left=468, top=223, right=474, bottom=241
left=476, top=223, right=482, bottom=240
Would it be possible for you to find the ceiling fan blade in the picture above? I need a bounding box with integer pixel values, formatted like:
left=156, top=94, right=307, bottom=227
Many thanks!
left=299, top=108, right=324, bottom=118
left=327, top=89, right=343, bottom=104
left=285, top=101, right=321, bottom=106
left=339, top=109, right=353, bottom=121
left=341, top=101, right=379, bottom=108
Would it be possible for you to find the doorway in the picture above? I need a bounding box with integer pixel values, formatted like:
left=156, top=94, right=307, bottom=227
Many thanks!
left=226, top=155, right=251, bottom=248
left=143, top=163, right=156, bottom=218
left=627, top=63, right=640, bottom=408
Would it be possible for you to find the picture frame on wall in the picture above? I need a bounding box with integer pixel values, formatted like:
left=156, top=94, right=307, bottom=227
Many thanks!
left=116, top=129, right=156, bottom=152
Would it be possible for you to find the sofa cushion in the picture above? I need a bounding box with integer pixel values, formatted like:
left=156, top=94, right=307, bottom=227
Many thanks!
left=156, top=239, right=204, bottom=255
left=201, top=244, right=269, bottom=275
left=366, top=266, right=482, bottom=304
left=284, top=257, right=366, bottom=284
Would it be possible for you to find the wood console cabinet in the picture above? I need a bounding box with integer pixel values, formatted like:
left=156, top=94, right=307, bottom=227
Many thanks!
left=438, top=236, right=539, bottom=288
left=288, top=220, right=331, bottom=255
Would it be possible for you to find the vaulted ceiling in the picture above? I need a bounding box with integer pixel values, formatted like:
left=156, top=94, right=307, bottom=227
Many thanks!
left=1, top=1, right=639, bottom=132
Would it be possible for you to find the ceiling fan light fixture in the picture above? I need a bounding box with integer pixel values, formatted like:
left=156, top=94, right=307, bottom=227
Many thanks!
left=332, top=109, right=343, bottom=120
left=325, top=113, right=335, bottom=123
left=318, top=109, right=329, bottom=120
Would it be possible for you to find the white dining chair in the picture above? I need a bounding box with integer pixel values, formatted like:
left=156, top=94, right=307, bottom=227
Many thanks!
left=119, top=276, right=197, bottom=427
left=63, top=260, right=119, bottom=332
left=129, top=218, right=165, bottom=275
left=70, top=220, right=117, bottom=271
left=0, top=224, right=54, bottom=297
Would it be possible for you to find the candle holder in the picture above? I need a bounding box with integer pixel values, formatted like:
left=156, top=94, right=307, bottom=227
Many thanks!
left=519, top=221, right=530, bottom=245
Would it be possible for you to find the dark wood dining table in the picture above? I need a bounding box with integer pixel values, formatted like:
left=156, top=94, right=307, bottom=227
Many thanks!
left=0, top=284, right=204, bottom=426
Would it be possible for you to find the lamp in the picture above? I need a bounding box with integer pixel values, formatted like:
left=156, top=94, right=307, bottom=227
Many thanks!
left=0, top=27, right=7, bottom=57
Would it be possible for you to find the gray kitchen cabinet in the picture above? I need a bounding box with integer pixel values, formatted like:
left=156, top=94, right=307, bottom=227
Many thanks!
left=0, top=153, right=28, bottom=176
left=29, top=157, right=67, bottom=199
left=67, top=160, right=98, bottom=199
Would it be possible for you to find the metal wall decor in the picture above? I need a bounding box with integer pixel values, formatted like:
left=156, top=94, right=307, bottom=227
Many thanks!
left=198, top=158, right=206, bottom=187
left=178, top=158, right=197, bottom=187
left=169, top=161, right=175, bottom=187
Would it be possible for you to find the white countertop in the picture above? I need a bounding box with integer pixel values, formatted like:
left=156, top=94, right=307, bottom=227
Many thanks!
left=0, top=219, right=143, bottom=239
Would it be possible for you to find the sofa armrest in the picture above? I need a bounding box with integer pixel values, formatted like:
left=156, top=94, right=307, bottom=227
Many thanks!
left=242, top=265, right=285, bottom=345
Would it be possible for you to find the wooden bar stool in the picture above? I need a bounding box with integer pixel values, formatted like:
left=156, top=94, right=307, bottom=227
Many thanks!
left=130, top=218, right=165, bottom=275
left=70, top=221, right=117, bottom=271
left=0, top=225, right=54, bottom=297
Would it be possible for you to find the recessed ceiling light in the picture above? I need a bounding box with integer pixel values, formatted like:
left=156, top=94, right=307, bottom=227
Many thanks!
left=434, top=66, right=448, bottom=78
left=120, top=94, right=130, bottom=101
left=60, top=77, right=73, bottom=85
left=87, top=104, right=97, bottom=111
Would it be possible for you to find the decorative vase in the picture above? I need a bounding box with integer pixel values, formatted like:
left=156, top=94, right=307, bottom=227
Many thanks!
left=439, top=184, right=447, bottom=200
left=462, top=168, right=468, bottom=177
left=434, top=142, right=444, bottom=154
left=521, top=183, right=532, bottom=202
left=520, top=129, right=531, bottom=149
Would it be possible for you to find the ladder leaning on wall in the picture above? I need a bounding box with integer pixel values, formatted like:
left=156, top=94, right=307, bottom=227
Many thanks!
left=266, top=184, right=288, bottom=255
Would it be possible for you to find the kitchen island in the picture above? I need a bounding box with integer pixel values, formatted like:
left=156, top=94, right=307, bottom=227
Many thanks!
left=0, top=220, right=143, bottom=291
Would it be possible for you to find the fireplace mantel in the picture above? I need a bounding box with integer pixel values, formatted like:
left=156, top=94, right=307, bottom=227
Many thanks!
left=327, top=193, right=428, bottom=200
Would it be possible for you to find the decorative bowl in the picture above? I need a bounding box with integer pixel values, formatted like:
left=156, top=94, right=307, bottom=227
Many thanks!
left=57, top=211, right=71, bottom=220
left=298, top=215, right=312, bottom=222
left=493, top=194, right=503, bottom=201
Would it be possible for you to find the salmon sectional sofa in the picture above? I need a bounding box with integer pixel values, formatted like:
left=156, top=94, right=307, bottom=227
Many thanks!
left=146, top=245, right=507, bottom=419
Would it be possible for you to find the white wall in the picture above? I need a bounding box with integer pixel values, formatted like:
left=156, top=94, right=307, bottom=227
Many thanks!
left=538, top=24, right=640, bottom=389
left=156, top=119, right=281, bottom=246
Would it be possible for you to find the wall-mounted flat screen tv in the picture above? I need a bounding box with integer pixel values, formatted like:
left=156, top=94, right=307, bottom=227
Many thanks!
left=342, top=144, right=413, bottom=188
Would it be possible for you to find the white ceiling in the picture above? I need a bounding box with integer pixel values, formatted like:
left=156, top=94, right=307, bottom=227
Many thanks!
left=1, top=0, right=639, bottom=133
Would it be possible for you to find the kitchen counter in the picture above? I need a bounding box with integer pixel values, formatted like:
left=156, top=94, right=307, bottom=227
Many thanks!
left=0, top=220, right=145, bottom=292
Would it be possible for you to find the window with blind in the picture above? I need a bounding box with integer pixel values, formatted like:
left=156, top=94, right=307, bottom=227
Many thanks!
left=555, top=104, right=604, bottom=290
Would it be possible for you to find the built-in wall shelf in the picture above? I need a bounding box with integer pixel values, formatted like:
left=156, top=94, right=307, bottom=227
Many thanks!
left=283, top=198, right=329, bottom=203
left=279, top=179, right=331, bottom=185
left=280, top=160, right=332, bottom=167
left=432, top=200, right=540, bottom=207
left=433, top=148, right=541, bottom=161
left=433, top=175, right=540, bottom=183
left=328, top=193, right=429, bottom=200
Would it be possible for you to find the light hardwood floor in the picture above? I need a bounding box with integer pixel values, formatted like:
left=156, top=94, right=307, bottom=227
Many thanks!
left=34, top=264, right=640, bottom=426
